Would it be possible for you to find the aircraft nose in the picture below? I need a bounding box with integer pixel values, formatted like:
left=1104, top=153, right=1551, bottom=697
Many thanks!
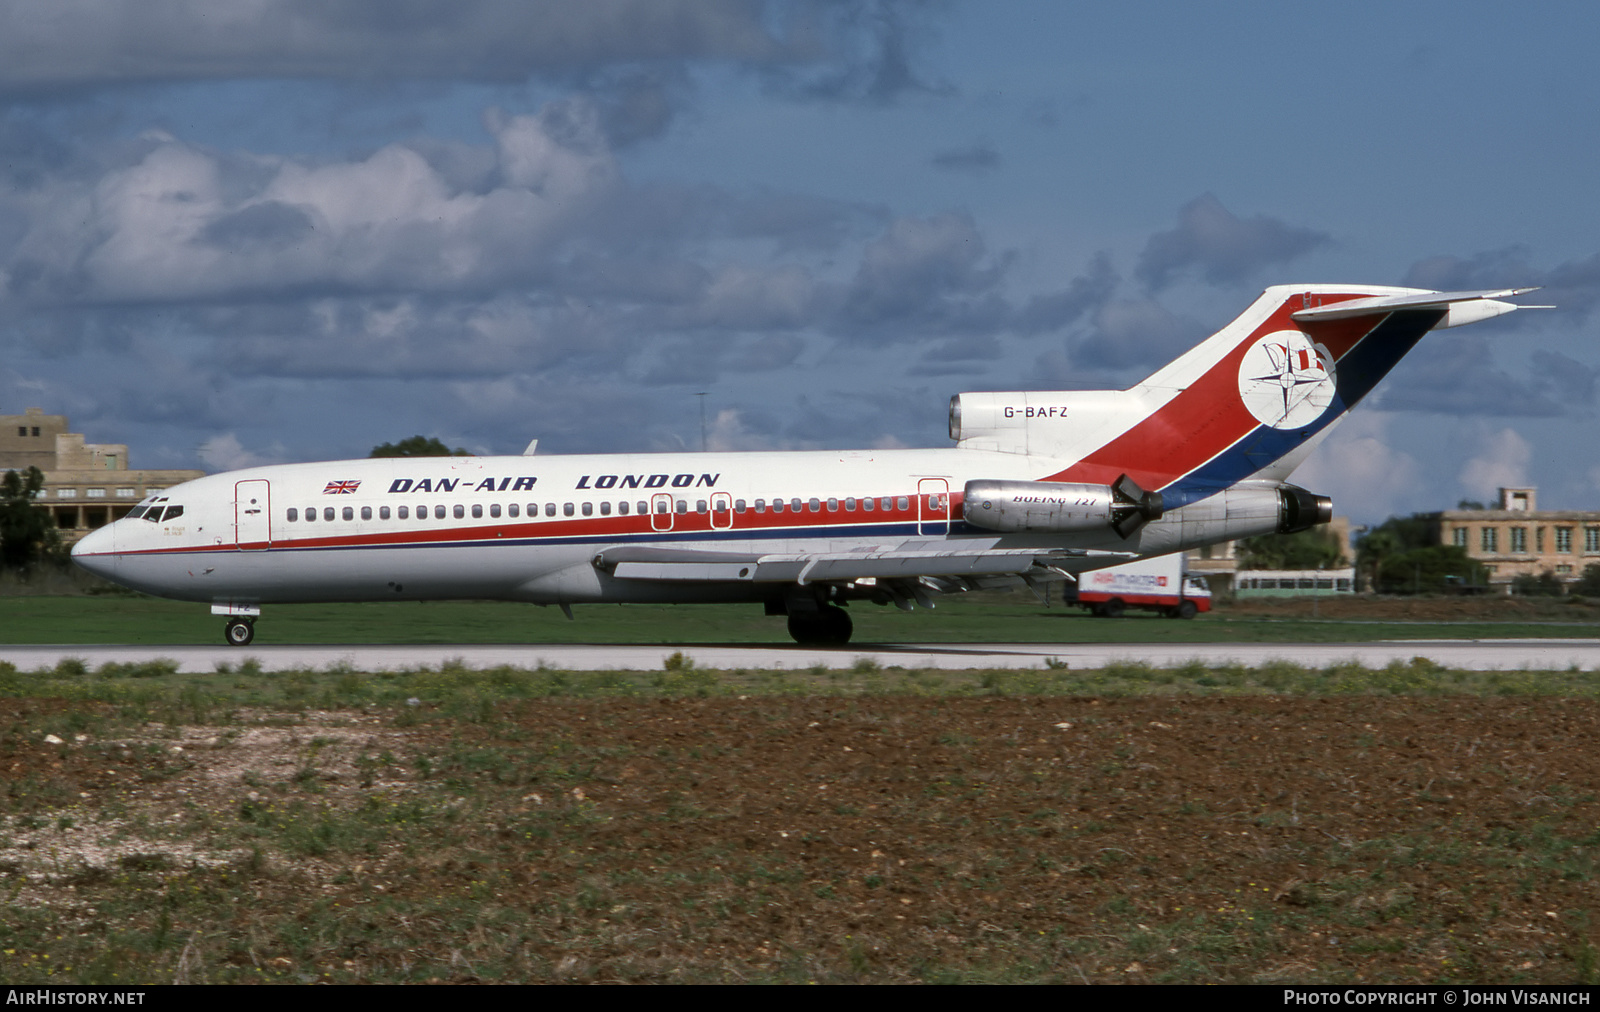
left=71, top=523, right=119, bottom=579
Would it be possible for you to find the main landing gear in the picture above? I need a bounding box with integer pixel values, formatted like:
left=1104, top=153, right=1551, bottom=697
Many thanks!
left=224, top=618, right=256, bottom=647
left=787, top=604, right=853, bottom=645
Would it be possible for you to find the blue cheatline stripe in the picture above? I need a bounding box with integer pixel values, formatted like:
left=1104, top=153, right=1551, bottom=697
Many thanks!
left=1157, top=309, right=1444, bottom=508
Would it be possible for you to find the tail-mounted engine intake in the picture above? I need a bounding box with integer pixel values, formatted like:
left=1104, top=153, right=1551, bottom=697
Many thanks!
left=963, top=474, right=1164, bottom=540
left=1277, top=484, right=1333, bottom=534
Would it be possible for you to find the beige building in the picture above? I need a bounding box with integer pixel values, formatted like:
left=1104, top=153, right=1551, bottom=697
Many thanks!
left=1, top=407, right=204, bottom=542
left=1426, top=487, right=1600, bottom=591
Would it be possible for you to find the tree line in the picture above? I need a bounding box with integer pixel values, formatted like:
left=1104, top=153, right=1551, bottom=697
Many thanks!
left=1236, top=516, right=1600, bottom=595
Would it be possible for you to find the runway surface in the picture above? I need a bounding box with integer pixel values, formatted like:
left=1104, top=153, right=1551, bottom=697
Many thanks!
left=4, top=639, right=1600, bottom=673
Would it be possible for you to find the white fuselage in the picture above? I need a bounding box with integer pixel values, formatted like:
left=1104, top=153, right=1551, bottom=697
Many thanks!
left=77, top=445, right=1201, bottom=608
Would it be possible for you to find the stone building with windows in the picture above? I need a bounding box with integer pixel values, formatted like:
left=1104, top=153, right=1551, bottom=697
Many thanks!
left=0, top=408, right=204, bottom=543
left=1424, top=487, right=1600, bottom=591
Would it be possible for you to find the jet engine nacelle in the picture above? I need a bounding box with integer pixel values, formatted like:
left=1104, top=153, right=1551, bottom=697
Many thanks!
left=1148, top=483, right=1333, bottom=554
left=1277, top=484, right=1333, bottom=534
left=963, top=474, right=1164, bottom=539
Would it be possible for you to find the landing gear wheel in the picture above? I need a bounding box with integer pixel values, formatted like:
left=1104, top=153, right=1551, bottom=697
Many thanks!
left=224, top=618, right=255, bottom=647
left=786, top=605, right=854, bottom=645
left=821, top=604, right=853, bottom=644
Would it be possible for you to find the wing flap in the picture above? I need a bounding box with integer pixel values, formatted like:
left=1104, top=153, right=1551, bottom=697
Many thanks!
left=593, top=543, right=1135, bottom=584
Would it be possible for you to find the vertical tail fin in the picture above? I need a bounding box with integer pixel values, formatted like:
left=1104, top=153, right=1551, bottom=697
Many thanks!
left=1038, top=284, right=1541, bottom=504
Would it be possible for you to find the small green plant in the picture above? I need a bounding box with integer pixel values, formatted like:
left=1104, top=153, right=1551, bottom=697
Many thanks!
left=663, top=651, right=694, bottom=672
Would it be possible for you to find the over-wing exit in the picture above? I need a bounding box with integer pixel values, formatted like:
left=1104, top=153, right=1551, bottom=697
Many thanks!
left=71, top=284, right=1542, bottom=646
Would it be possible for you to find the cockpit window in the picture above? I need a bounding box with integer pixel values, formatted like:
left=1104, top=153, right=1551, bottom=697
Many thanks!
left=160, top=505, right=184, bottom=522
left=125, top=505, right=148, bottom=519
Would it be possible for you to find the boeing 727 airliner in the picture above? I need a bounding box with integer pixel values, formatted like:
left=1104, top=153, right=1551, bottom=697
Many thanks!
left=71, top=284, right=1541, bottom=646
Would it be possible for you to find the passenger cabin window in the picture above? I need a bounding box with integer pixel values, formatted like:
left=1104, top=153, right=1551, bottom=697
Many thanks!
left=618, top=501, right=628, bottom=515
left=582, top=502, right=593, bottom=516
left=546, top=503, right=557, bottom=517
left=489, top=504, right=500, bottom=519
left=379, top=506, right=390, bottom=520
left=361, top=506, right=372, bottom=520
left=675, top=500, right=687, bottom=514
left=508, top=504, right=518, bottom=518
left=342, top=507, right=354, bottom=521
left=434, top=505, right=445, bottom=520
left=398, top=506, right=408, bottom=519
left=636, top=501, right=647, bottom=514
left=472, top=504, right=483, bottom=519
left=304, top=506, right=316, bottom=522
left=286, top=508, right=298, bottom=522
left=323, top=507, right=335, bottom=521
left=453, top=504, right=465, bottom=519
left=563, top=503, right=574, bottom=517
left=600, top=501, right=611, bottom=516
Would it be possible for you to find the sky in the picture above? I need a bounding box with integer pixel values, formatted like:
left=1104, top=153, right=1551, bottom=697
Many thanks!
left=0, top=0, right=1596, bottom=526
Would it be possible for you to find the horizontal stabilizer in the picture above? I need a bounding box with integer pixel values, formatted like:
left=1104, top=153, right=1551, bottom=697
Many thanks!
left=1291, top=287, right=1545, bottom=328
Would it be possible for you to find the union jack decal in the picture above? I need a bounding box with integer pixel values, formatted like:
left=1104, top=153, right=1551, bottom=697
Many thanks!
left=323, top=480, right=361, bottom=494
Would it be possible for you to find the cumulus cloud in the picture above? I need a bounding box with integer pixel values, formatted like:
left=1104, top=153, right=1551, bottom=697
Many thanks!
left=197, top=432, right=283, bottom=472
left=1292, top=413, right=1424, bottom=523
left=1402, top=246, right=1535, bottom=293
left=1374, top=336, right=1579, bottom=417
left=1013, top=251, right=1116, bottom=335
left=1135, top=193, right=1329, bottom=291
left=1069, top=298, right=1205, bottom=373
left=1459, top=427, right=1532, bottom=499
left=770, top=0, right=951, bottom=104
left=1403, top=246, right=1600, bottom=322
left=703, top=408, right=814, bottom=451
left=840, top=212, right=1008, bottom=335
left=4, top=103, right=620, bottom=307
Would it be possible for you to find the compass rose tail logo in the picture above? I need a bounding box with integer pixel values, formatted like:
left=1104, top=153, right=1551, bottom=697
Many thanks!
left=1239, top=330, right=1338, bottom=429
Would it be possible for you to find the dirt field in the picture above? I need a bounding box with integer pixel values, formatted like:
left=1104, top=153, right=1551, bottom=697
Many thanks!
left=4, top=692, right=1599, bottom=984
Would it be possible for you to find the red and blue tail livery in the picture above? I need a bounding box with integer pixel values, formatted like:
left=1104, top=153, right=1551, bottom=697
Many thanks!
left=73, top=284, right=1541, bottom=645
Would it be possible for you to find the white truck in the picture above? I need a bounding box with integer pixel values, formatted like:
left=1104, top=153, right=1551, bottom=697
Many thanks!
left=1068, top=553, right=1212, bottom=619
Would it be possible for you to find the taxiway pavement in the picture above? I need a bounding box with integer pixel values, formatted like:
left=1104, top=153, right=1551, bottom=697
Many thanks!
left=3, top=640, right=1599, bottom=674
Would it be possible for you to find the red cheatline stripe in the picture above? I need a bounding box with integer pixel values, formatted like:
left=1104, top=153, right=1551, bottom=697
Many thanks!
left=1046, top=296, right=1380, bottom=490
left=83, top=496, right=955, bottom=558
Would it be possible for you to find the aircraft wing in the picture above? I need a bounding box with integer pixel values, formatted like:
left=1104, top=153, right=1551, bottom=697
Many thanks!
left=591, top=543, right=1136, bottom=584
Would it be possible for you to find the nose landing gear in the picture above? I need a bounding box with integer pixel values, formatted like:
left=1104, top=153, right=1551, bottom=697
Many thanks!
left=224, top=618, right=256, bottom=647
